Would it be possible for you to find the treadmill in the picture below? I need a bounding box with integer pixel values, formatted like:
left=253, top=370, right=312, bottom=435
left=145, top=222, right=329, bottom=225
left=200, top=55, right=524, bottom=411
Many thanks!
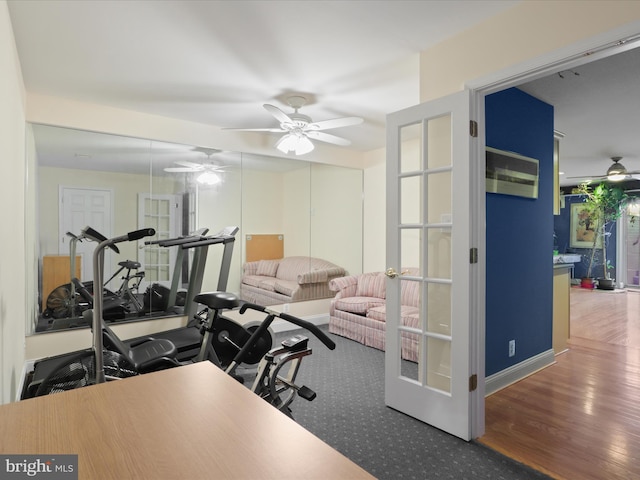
left=141, top=226, right=240, bottom=361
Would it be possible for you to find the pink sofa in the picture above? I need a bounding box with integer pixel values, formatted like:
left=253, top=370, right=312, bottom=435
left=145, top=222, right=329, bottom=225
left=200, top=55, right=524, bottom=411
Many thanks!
left=240, top=256, right=347, bottom=306
left=328, top=269, right=420, bottom=361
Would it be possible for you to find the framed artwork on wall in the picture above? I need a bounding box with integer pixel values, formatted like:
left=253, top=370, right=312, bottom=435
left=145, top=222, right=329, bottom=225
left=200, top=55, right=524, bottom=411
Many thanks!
left=570, top=203, right=601, bottom=249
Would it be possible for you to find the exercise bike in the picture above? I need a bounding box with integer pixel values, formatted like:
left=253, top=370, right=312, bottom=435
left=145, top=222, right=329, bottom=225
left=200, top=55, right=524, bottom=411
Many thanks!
left=28, top=229, right=336, bottom=417
left=183, top=291, right=336, bottom=416
left=43, top=226, right=120, bottom=320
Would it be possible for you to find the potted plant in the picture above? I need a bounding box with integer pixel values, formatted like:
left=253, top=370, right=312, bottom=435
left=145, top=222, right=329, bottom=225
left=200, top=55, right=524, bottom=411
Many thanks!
left=576, top=182, right=628, bottom=290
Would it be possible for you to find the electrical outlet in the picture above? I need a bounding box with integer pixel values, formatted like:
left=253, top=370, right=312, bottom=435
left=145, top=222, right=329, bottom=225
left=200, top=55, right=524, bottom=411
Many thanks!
left=283, top=303, right=290, bottom=313
left=508, top=339, right=516, bottom=357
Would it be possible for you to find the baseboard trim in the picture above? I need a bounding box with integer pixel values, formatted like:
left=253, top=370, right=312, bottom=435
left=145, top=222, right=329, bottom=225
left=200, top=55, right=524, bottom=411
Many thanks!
left=485, top=349, right=556, bottom=396
left=270, top=314, right=329, bottom=333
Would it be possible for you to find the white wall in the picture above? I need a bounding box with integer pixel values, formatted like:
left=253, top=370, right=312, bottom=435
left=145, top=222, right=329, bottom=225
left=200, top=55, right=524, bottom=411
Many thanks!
left=0, top=0, right=27, bottom=404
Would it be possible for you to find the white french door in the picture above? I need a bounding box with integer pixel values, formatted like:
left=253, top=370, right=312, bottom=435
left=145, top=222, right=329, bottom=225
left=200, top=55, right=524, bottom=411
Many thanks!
left=137, top=193, right=182, bottom=289
left=385, top=90, right=477, bottom=440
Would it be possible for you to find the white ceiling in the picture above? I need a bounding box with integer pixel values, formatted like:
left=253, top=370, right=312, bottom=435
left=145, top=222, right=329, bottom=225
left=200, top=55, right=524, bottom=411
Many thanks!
left=7, top=0, right=517, bottom=153
left=519, top=46, right=640, bottom=186
left=7, top=0, right=640, bottom=184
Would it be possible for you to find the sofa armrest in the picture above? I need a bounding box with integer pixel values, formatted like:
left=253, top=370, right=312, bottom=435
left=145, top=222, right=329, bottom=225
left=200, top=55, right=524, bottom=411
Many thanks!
left=297, top=270, right=328, bottom=285
left=329, top=275, right=358, bottom=298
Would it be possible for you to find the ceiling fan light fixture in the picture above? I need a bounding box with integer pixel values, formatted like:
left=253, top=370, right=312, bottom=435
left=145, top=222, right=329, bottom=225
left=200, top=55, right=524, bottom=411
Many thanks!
left=276, top=133, right=314, bottom=155
left=608, top=173, right=627, bottom=182
left=606, top=158, right=627, bottom=180
left=196, top=171, right=221, bottom=185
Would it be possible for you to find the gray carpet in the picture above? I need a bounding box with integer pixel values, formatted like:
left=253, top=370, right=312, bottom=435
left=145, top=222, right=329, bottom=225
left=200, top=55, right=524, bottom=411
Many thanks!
left=273, top=325, right=552, bottom=480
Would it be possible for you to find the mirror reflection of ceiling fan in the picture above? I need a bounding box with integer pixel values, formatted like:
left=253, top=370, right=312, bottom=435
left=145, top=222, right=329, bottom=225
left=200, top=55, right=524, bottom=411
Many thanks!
left=164, top=147, right=228, bottom=185
left=223, top=94, right=363, bottom=155
left=567, top=156, right=640, bottom=183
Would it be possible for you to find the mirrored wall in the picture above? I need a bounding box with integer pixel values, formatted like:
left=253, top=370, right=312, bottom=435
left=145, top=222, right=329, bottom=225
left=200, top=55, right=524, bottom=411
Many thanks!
left=30, top=124, right=363, bottom=333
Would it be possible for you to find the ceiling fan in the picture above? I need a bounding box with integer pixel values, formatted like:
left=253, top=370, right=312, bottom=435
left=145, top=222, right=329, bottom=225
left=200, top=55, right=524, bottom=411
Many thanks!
left=223, top=95, right=363, bottom=155
left=164, top=147, right=228, bottom=185
left=567, top=156, right=640, bottom=183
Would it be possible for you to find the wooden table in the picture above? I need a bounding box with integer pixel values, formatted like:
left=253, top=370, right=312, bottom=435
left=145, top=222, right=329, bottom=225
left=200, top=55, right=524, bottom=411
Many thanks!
left=0, top=362, right=374, bottom=479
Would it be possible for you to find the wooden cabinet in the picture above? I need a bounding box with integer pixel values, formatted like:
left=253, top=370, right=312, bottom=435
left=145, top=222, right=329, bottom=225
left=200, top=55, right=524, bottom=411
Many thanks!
left=42, top=255, right=81, bottom=309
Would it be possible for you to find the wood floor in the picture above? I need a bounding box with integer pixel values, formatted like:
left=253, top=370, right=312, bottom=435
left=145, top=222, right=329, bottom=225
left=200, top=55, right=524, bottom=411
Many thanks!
left=479, top=287, right=640, bottom=480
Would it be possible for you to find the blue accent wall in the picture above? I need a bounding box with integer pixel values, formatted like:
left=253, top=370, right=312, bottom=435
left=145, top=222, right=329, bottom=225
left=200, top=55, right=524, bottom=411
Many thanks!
left=485, top=88, right=554, bottom=376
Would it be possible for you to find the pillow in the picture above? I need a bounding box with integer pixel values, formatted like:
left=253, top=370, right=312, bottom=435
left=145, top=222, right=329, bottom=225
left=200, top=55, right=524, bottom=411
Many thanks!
left=356, top=273, right=386, bottom=299
left=256, top=259, right=280, bottom=277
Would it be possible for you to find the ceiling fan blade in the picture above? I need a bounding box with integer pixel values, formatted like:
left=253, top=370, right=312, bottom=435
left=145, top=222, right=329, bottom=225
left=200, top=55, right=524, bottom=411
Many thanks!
left=175, top=160, right=203, bottom=169
left=164, top=167, right=198, bottom=173
left=264, top=104, right=294, bottom=125
left=306, top=131, right=351, bottom=146
left=307, top=116, right=363, bottom=131
left=222, top=127, right=286, bottom=133
left=565, top=174, right=606, bottom=180
left=206, top=165, right=230, bottom=172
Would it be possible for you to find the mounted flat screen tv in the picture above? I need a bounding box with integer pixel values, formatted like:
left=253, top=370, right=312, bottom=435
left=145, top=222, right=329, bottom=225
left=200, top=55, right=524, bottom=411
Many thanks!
left=486, top=147, right=539, bottom=199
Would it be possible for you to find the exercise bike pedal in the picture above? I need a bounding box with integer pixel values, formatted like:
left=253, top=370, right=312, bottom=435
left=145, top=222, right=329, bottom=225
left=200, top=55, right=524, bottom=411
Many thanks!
left=297, top=385, right=316, bottom=402
left=281, top=334, right=309, bottom=352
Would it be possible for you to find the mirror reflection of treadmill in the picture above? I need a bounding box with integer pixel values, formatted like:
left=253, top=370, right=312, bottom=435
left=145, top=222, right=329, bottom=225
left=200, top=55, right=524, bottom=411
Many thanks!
left=143, top=227, right=240, bottom=361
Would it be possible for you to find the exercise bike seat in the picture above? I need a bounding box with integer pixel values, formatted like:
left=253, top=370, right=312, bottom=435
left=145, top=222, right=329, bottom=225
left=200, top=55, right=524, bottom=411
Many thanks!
left=194, top=291, right=240, bottom=310
left=118, top=260, right=141, bottom=269
left=102, top=323, right=179, bottom=373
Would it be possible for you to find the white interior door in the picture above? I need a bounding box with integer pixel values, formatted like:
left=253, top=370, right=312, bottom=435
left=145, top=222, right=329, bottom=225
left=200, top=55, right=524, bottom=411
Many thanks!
left=59, top=187, right=113, bottom=282
left=385, top=90, right=476, bottom=440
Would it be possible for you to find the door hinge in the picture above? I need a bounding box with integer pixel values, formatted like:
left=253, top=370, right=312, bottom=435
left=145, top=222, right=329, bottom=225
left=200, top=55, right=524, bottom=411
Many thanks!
left=470, top=120, right=478, bottom=138
left=469, top=374, right=478, bottom=392
left=470, top=247, right=478, bottom=264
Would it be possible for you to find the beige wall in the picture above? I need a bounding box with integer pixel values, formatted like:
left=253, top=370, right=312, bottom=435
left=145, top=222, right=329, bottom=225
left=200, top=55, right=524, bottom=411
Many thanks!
left=0, top=0, right=27, bottom=403
left=419, top=1, right=640, bottom=101
left=38, top=167, right=180, bottom=261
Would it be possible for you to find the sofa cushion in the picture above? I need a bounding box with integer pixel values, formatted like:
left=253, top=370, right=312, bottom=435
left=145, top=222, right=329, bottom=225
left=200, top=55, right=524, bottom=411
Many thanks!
left=256, top=259, right=280, bottom=277
left=334, top=297, right=385, bottom=315
left=258, top=278, right=277, bottom=292
left=367, top=305, right=419, bottom=325
left=356, top=272, right=386, bottom=299
left=242, top=275, right=263, bottom=288
left=274, top=279, right=298, bottom=297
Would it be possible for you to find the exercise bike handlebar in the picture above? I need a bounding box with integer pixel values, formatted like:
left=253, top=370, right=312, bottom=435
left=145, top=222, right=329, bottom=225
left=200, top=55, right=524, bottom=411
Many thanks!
left=239, top=302, right=336, bottom=350
left=91, top=227, right=156, bottom=384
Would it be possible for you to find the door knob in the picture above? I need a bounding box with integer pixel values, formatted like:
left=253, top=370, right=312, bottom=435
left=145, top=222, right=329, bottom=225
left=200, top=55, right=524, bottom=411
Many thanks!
left=385, top=268, right=398, bottom=278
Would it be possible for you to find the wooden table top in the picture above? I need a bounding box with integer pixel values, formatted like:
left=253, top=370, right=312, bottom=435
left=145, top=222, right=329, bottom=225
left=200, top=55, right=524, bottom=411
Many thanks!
left=0, top=362, right=373, bottom=480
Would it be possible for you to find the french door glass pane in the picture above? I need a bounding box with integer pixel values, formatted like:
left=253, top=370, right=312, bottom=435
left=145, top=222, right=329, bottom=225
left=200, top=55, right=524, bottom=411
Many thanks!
left=427, top=228, right=452, bottom=280
left=426, top=171, right=452, bottom=224
left=427, top=283, right=451, bottom=336
left=426, top=337, right=451, bottom=393
left=400, top=228, right=422, bottom=276
left=401, top=175, right=422, bottom=225
left=400, top=123, right=422, bottom=173
left=426, top=115, right=452, bottom=168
